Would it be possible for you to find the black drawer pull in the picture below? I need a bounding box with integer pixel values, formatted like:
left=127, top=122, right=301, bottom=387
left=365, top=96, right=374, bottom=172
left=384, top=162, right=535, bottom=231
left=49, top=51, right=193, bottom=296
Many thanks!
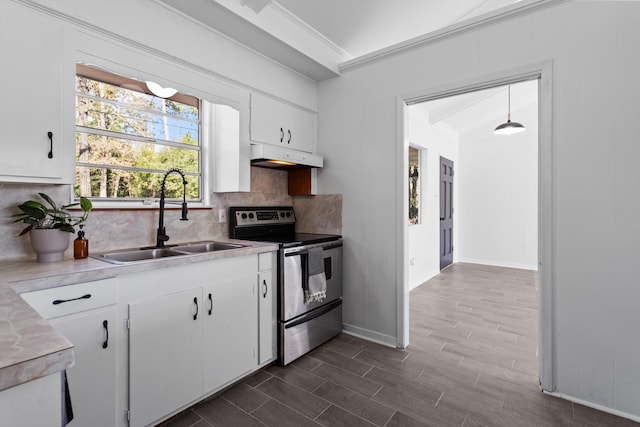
left=262, top=279, right=268, bottom=298
left=47, top=131, right=53, bottom=159
left=102, top=320, right=109, bottom=349
left=193, top=297, right=199, bottom=320
left=52, top=294, right=91, bottom=305
left=208, top=293, right=213, bottom=316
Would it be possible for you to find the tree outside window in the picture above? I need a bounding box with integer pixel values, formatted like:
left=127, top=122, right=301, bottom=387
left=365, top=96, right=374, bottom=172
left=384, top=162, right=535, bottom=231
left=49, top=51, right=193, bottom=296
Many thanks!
left=75, top=65, right=201, bottom=201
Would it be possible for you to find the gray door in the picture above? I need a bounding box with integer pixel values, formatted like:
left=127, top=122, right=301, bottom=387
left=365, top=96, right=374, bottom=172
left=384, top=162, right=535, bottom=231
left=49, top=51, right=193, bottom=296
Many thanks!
left=440, top=157, right=454, bottom=270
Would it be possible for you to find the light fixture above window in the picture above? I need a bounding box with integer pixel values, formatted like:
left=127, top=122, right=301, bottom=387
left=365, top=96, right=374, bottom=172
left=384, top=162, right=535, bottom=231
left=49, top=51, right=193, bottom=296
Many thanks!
left=145, top=81, right=178, bottom=98
left=494, top=85, right=525, bottom=135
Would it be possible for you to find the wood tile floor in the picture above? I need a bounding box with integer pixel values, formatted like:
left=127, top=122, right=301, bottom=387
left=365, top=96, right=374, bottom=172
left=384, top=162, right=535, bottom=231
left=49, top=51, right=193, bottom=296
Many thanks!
left=160, top=263, right=638, bottom=427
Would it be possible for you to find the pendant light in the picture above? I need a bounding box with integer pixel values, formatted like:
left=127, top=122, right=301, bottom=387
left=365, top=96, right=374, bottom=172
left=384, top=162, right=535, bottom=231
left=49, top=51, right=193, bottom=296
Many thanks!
left=494, top=85, right=525, bottom=135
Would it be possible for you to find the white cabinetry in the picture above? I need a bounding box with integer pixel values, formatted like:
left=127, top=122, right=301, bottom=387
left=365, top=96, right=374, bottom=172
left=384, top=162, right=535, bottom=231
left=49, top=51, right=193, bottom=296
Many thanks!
left=250, top=93, right=316, bottom=153
left=128, top=288, right=203, bottom=427
left=123, top=255, right=262, bottom=427
left=0, top=1, right=75, bottom=183
left=203, top=271, right=257, bottom=391
left=258, top=252, right=276, bottom=364
left=0, top=373, right=61, bottom=427
left=20, top=278, right=118, bottom=427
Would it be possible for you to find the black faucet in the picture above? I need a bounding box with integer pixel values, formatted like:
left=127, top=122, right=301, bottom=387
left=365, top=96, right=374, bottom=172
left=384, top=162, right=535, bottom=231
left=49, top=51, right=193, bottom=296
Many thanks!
left=156, top=168, right=188, bottom=248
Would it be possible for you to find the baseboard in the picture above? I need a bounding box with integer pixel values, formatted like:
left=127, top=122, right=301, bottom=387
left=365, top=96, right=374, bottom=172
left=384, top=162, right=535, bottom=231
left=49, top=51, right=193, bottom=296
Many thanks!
left=342, top=324, right=397, bottom=348
left=409, top=269, right=440, bottom=291
left=456, top=257, right=538, bottom=271
left=543, top=390, right=640, bottom=423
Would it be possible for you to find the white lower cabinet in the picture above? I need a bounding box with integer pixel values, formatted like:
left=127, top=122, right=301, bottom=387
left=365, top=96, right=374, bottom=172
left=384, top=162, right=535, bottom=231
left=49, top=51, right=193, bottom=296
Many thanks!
left=258, top=252, right=276, bottom=365
left=0, top=373, right=61, bottom=427
left=124, top=254, right=270, bottom=426
left=20, top=278, right=118, bottom=427
left=20, top=252, right=276, bottom=427
left=128, top=288, right=204, bottom=427
left=203, top=271, right=257, bottom=391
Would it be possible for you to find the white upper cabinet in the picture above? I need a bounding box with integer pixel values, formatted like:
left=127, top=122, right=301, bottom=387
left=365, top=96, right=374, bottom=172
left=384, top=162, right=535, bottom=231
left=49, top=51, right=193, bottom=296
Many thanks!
left=0, top=2, right=75, bottom=183
left=250, top=93, right=316, bottom=153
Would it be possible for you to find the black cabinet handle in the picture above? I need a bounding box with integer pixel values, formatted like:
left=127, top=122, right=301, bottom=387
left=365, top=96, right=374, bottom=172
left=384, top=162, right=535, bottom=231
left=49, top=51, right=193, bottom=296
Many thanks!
left=262, top=279, right=268, bottom=298
left=193, top=297, right=198, bottom=320
left=287, top=129, right=291, bottom=144
left=102, top=320, right=109, bottom=349
left=208, top=293, right=213, bottom=316
left=280, top=127, right=284, bottom=142
left=47, top=131, right=53, bottom=159
left=52, top=294, right=91, bottom=305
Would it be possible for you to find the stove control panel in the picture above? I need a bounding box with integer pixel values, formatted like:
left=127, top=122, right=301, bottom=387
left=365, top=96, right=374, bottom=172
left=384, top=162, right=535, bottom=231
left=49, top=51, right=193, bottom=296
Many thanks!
left=232, top=207, right=296, bottom=227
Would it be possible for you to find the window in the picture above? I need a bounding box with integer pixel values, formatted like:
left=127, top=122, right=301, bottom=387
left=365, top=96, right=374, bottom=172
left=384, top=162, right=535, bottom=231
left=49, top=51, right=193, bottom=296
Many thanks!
left=409, top=146, right=420, bottom=225
left=75, top=65, right=201, bottom=202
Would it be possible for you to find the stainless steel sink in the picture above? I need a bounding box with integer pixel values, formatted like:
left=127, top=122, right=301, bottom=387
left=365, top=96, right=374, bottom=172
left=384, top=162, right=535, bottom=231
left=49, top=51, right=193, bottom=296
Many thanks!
left=172, top=241, right=246, bottom=253
left=92, top=241, right=247, bottom=264
left=93, top=248, right=187, bottom=264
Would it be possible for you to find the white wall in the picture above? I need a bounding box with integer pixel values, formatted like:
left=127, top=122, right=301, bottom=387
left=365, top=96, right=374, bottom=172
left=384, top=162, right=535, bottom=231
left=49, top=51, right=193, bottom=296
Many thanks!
left=407, top=108, right=458, bottom=289
left=317, top=1, right=640, bottom=419
left=25, top=0, right=317, bottom=110
left=457, top=98, right=538, bottom=270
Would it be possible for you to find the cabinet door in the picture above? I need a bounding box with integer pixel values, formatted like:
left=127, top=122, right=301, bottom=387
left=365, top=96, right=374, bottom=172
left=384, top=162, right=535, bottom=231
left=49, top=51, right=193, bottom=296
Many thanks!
left=51, top=307, right=117, bottom=427
left=258, top=270, right=276, bottom=364
left=250, top=93, right=286, bottom=147
left=250, top=93, right=315, bottom=153
left=129, top=288, right=203, bottom=427
left=0, top=2, right=73, bottom=182
left=286, top=106, right=315, bottom=153
left=203, top=271, right=257, bottom=392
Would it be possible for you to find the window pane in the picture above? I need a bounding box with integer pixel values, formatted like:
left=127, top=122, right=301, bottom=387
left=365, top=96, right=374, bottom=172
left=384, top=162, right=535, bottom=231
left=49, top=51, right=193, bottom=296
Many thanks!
left=75, top=69, right=202, bottom=203
left=75, top=166, right=200, bottom=200
left=76, top=133, right=199, bottom=174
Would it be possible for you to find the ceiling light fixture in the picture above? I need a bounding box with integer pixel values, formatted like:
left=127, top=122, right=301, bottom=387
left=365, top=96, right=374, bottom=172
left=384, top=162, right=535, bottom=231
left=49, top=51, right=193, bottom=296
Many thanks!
left=145, top=81, right=178, bottom=98
left=494, top=85, right=525, bottom=135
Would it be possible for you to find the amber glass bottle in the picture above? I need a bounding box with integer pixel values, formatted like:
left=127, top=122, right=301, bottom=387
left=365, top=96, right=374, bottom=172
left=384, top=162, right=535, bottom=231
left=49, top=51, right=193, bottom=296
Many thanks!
left=74, top=225, right=89, bottom=259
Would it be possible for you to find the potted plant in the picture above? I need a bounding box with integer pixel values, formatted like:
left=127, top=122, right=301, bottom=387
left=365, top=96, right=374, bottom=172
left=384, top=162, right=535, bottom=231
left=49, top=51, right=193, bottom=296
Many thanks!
left=12, top=193, right=93, bottom=262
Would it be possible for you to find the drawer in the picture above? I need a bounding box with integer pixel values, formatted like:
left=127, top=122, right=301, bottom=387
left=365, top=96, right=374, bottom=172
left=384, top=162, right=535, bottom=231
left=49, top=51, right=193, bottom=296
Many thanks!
left=20, top=278, right=117, bottom=319
left=258, top=252, right=273, bottom=271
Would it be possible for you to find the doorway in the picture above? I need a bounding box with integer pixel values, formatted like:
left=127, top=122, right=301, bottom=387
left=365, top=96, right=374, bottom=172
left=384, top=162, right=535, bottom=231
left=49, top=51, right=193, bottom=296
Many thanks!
left=397, top=62, right=553, bottom=391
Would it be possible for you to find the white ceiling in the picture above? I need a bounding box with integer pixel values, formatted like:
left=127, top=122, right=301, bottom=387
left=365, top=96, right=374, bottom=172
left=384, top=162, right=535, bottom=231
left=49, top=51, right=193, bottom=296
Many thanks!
left=159, top=0, right=531, bottom=80
left=274, top=0, right=524, bottom=59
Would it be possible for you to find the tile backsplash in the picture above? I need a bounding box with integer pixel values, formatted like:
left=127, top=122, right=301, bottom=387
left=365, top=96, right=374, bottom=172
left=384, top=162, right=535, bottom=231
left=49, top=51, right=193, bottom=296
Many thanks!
left=0, top=167, right=341, bottom=261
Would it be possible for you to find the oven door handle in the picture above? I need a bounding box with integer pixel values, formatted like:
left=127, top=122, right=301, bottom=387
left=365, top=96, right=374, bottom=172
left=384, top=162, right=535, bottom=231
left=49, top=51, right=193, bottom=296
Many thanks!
left=284, top=242, right=342, bottom=257
left=284, top=299, right=342, bottom=329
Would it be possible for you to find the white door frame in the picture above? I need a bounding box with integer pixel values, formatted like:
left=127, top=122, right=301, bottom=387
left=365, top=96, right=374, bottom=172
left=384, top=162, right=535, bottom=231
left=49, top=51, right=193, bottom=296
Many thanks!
left=395, top=60, right=554, bottom=391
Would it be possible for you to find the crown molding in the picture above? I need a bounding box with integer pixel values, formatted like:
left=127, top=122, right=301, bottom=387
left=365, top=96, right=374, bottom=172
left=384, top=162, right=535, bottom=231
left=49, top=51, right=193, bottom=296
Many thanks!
left=339, top=0, right=570, bottom=73
left=266, top=1, right=353, bottom=60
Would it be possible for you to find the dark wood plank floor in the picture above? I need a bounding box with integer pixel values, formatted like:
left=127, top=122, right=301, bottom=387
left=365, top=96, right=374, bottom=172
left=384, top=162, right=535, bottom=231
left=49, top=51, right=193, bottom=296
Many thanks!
left=160, top=263, right=638, bottom=427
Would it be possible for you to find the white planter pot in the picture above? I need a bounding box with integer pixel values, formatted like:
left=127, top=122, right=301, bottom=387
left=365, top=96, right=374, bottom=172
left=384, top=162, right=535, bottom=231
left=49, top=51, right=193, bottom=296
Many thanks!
left=30, top=229, right=71, bottom=263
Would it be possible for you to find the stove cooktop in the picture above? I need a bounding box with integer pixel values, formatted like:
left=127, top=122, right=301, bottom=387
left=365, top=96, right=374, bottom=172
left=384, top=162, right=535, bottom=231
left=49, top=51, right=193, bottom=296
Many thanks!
left=229, top=206, right=341, bottom=248
left=248, top=232, right=341, bottom=248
